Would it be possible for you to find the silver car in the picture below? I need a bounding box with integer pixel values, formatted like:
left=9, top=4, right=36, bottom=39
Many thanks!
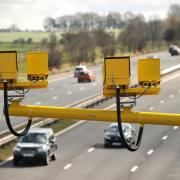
left=74, top=65, right=88, bottom=77
left=13, top=128, right=57, bottom=166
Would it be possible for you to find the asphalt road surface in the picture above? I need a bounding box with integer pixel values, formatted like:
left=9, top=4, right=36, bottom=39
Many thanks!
left=1, top=57, right=180, bottom=180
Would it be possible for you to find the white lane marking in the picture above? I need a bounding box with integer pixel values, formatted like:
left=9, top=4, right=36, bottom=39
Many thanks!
left=130, top=165, right=138, bottom=172
left=169, top=94, right=174, bottom=98
left=64, top=163, right=72, bottom=170
left=67, top=91, right=72, bottom=95
left=105, top=104, right=116, bottom=110
left=173, top=126, right=178, bottom=130
left=162, top=72, right=180, bottom=84
left=162, top=135, right=168, bottom=140
left=35, top=102, right=41, bottom=105
left=149, top=106, right=154, bottom=111
left=147, top=149, right=154, bottom=155
left=87, top=147, right=95, bottom=153
left=80, top=87, right=84, bottom=90
left=52, top=96, right=58, bottom=100
left=160, top=100, right=164, bottom=104
left=92, top=83, right=96, bottom=86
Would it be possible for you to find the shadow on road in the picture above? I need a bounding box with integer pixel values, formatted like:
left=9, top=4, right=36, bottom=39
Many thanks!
left=0, top=160, right=47, bottom=169
left=93, top=143, right=124, bottom=149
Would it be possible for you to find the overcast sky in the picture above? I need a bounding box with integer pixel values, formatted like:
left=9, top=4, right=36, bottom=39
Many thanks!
left=0, top=0, right=179, bottom=30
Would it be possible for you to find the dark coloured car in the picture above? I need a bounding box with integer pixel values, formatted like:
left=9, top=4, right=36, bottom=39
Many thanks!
left=13, top=128, right=57, bottom=166
left=171, top=47, right=180, bottom=56
left=168, top=45, right=180, bottom=56
left=104, top=123, right=136, bottom=147
left=169, top=45, right=178, bottom=53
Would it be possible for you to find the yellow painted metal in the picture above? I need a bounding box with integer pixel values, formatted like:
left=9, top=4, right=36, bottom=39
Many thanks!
left=104, top=56, right=130, bottom=86
left=103, top=87, right=160, bottom=97
left=9, top=102, right=180, bottom=126
left=0, top=51, right=18, bottom=81
left=0, top=81, right=48, bottom=90
left=138, top=58, right=160, bottom=86
left=26, top=52, right=48, bottom=80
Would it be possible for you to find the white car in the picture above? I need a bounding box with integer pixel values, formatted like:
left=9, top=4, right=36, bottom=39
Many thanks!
left=74, top=65, right=88, bottom=77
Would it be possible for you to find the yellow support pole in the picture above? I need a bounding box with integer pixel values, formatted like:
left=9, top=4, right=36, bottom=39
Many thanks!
left=9, top=101, right=180, bottom=126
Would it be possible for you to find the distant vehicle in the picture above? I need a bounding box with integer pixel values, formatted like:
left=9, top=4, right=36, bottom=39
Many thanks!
left=170, top=46, right=180, bottom=56
left=74, top=65, right=88, bottom=77
left=104, top=123, right=136, bottom=147
left=13, top=128, right=57, bottom=166
left=169, top=45, right=178, bottom=53
left=77, top=71, right=96, bottom=83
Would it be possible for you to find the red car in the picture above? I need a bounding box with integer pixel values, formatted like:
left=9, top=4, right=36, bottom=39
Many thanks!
left=77, top=71, right=96, bottom=83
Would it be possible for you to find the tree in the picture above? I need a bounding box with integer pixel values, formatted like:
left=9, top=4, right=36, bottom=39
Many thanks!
left=48, top=48, right=61, bottom=67
left=41, top=38, right=48, bottom=47
left=164, top=28, right=176, bottom=43
left=60, top=31, right=96, bottom=64
left=107, top=14, right=116, bottom=28
left=118, top=15, right=147, bottom=52
left=94, top=29, right=115, bottom=56
left=49, top=33, right=57, bottom=49
left=168, top=4, right=180, bottom=17
left=26, top=38, right=33, bottom=44
left=43, top=17, right=56, bottom=32
left=147, top=17, right=162, bottom=47
left=10, top=24, right=20, bottom=32
left=48, top=33, right=61, bottom=68
left=164, top=4, right=180, bottom=42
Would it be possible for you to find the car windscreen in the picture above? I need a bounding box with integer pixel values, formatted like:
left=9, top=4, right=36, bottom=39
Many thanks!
left=75, top=67, right=83, bottom=71
left=109, top=126, right=118, bottom=132
left=109, top=125, right=130, bottom=132
left=20, top=133, right=47, bottom=144
left=79, top=71, right=88, bottom=75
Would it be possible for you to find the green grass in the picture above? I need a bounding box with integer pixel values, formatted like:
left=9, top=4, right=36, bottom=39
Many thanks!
left=0, top=32, right=62, bottom=43
left=0, top=30, right=121, bottom=43
left=0, top=42, right=41, bottom=51
left=0, top=141, right=15, bottom=162
left=44, top=120, right=76, bottom=134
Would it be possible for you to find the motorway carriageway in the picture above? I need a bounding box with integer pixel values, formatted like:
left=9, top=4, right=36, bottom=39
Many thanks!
left=1, top=65, right=180, bottom=180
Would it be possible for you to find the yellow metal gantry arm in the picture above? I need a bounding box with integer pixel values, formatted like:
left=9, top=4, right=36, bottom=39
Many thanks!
left=9, top=101, right=180, bottom=126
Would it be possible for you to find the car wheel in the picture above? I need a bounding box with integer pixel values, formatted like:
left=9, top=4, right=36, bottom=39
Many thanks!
left=104, top=143, right=110, bottom=148
left=13, top=157, right=19, bottom=166
left=43, top=155, right=50, bottom=165
left=51, top=153, right=57, bottom=161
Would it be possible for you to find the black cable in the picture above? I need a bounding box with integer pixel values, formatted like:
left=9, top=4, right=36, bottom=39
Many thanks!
left=9, top=83, right=30, bottom=95
left=3, top=82, right=32, bottom=137
left=122, top=86, right=150, bottom=100
left=13, top=88, right=30, bottom=95
left=116, top=86, right=144, bottom=152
